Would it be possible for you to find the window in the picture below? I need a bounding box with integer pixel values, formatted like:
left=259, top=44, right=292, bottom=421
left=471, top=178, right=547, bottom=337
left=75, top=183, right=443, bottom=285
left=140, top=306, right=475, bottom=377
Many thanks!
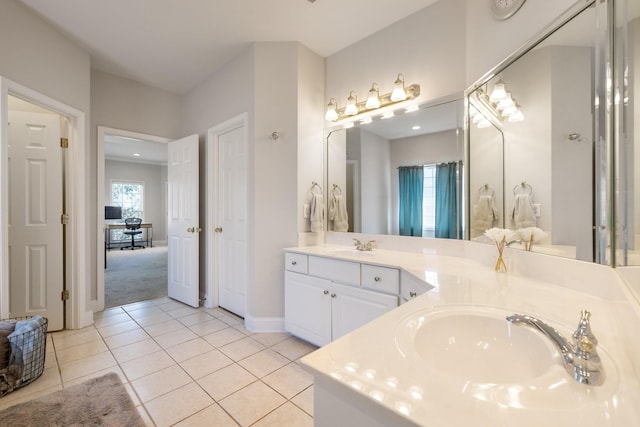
left=111, top=181, right=144, bottom=220
left=110, top=181, right=144, bottom=242
left=422, top=165, right=436, bottom=237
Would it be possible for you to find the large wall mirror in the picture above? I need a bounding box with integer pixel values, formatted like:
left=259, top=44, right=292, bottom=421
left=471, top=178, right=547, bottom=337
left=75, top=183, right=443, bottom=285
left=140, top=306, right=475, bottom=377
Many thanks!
left=326, top=96, right=464, bottom=238
left=467, top=1, right=599, bottom=262
left=617, top=1, right=640, bottom=266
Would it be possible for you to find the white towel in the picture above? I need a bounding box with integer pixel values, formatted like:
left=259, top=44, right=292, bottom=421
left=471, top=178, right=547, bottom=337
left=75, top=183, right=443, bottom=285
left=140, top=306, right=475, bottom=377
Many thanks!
left=310, top=193, right=324, bottom=232
left=512, top=193, right=537, bottom=228
left=473, top=194, right=499, bottom=230
left=329, top=193, right=349, bottom=232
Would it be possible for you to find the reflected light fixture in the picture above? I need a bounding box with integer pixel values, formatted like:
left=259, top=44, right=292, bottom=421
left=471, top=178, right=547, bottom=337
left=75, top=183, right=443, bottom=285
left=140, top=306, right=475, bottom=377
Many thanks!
left=344, top=91, right=359, bottom=116
left=473, top=77, right=524, bottom=127
left=325, top=98, right=338, bottom=121
left=366, top=83, right=381, bottom=109
left=390, top=73, right=407, bottom=102
left=325, top=74, right=420, bottom=122
left=489, top=78, right=507, bottom=103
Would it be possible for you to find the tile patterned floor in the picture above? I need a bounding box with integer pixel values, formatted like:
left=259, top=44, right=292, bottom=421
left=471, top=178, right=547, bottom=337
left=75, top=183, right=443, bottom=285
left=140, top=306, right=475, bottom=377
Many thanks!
left=0, top=298, right=317, bottom=426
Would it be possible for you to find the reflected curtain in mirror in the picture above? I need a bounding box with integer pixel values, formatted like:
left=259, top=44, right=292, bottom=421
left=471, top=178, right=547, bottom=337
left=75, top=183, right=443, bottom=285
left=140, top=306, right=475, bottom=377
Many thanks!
left=435, top=161, right=462, bottom=239
left=399, top=166, right=424, bottom=236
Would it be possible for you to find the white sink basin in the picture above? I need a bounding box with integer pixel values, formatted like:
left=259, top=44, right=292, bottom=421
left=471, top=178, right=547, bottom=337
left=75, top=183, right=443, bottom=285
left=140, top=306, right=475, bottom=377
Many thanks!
left=395, top=306, right=560, bottom=384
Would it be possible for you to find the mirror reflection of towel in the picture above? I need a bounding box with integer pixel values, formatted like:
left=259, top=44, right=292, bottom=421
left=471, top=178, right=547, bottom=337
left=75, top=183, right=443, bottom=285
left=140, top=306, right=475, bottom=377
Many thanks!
left=329, top=194, right=348, bottom=232
left=473, top=194, right=499, bottom=230
left=512, top=194, right=536, bottom=228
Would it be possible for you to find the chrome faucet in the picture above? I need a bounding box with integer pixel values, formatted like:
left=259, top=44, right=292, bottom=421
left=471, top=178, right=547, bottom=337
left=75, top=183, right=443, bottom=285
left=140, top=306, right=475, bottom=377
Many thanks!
left=506, top=310, right=603, bottom=385
left=353, top=239, right=376, bottom=251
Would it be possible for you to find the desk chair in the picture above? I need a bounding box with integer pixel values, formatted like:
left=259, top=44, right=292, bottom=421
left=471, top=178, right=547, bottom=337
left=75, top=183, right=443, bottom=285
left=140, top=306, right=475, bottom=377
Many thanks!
left=121, top=218, right=145, bottom=250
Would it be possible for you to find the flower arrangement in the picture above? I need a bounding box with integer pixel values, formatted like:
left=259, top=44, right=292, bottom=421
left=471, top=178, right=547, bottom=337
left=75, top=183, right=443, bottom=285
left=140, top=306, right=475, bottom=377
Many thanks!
left=484, top=227, right=516, bottom=272
left=516, top=227, right=547, bottom=251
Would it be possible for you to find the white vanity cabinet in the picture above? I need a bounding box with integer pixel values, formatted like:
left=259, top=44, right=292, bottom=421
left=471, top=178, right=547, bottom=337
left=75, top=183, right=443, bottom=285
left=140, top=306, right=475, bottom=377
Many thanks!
left=284, top=253, right=399, bottom=347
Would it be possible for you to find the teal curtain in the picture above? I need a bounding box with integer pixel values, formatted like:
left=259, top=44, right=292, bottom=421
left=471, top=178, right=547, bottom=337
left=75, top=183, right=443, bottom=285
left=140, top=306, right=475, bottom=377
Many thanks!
left=399, top=166, right=424, bottom=237
left=435, top=162, right=460, bottom=239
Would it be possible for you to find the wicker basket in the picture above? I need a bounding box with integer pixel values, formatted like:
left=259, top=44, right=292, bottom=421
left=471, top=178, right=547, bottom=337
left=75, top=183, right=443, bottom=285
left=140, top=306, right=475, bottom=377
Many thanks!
left=0, top=316, right=48, bottom=397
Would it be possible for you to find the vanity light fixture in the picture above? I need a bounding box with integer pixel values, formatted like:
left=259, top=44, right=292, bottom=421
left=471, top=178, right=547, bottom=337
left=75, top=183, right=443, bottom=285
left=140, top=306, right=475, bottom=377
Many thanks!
left=474, top=78, right=524, bottom=127
left=489, top=78, right=508, bottom=103
left=366, top=83, right=381, bottom=109
left=344, top=91, right=359, bottom=116
left=325, top=98, right=339, bottom=121
left=390, top=73, right=408, bottom=102
left=324, top=74, right=420, bottom=122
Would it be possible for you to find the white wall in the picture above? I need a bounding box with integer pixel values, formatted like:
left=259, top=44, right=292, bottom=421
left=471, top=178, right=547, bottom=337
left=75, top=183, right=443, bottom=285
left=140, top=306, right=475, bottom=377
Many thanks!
left=360, top=130, right=391, bottom=234
left=0, top=1, right=92, bottom=305
left=182, top=42, right=323, bottom=327
left=326, top=0, right=466, bottom=107
left=104, top=160, right=168, bottom=243
left=465, top=0, right=578, bottom=84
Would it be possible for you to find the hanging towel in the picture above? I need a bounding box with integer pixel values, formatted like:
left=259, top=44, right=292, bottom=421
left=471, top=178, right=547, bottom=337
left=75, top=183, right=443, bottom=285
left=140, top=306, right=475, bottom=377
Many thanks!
left=329, top=193, right=349, bottom=232
left=473, top=194, right=499, bottom=230
left=309, top=193, right=325, bottom=232
left=512, top=193, right=537, bottom=228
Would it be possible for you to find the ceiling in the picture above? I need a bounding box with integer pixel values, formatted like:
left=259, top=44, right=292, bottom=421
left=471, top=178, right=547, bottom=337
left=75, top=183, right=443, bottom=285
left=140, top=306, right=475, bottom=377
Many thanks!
left=19, top=0, right=441, bottom=95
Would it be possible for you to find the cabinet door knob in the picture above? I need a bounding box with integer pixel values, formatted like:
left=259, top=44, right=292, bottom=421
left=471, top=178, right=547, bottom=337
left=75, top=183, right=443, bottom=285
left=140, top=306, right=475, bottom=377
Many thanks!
left=331, top=293, right=336, bottom=298
left=410, top=291, right=417, bottom=298
left=291, top=261, right=297, bottom=266
left=323, top=290, right=329, bottom=295
left=374, top=276, right=381, bottom=282
left=214, top=227, right=223, bottom=233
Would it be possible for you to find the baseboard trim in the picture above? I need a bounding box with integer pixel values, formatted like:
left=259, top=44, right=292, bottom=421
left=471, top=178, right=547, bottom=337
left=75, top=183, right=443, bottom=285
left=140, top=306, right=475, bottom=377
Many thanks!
left=244, top=314, right=285, bottom=333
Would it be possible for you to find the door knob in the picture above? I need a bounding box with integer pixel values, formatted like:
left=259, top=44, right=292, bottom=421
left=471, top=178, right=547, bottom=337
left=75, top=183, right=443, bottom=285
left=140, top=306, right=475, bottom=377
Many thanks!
left=214, top=227, right=223, bottom=233
left=187, top=227, right=202, bottom=233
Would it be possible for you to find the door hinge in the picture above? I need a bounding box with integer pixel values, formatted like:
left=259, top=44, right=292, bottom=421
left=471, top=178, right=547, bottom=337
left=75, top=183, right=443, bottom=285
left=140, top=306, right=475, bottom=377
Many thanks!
left=61, top=290, right=70, bottom=301
left=61, top=213, right=70, bottom=225
left=60, top=138, right=69, bottom=148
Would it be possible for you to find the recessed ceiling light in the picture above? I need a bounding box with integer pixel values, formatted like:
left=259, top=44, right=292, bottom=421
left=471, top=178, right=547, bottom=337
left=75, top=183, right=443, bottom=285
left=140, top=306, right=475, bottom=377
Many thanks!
left=133, top=153, right=141, bottom=157
left=412, top=125, right=421, bottom=130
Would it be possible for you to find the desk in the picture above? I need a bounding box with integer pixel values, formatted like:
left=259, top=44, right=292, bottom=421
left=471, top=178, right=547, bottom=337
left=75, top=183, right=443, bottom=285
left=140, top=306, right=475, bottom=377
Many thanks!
left=105, top=223, right=153, bottom=250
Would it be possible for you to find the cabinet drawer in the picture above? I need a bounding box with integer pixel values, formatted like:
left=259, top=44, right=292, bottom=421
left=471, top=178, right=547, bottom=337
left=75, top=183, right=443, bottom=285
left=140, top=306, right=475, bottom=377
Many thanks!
left=308, top=256, right=360, bottom=286
left=399, top=270, right=433, bottom=303
left=285, top=252, right=308, bottom=274
left=361, top=265, right=399, bottom=295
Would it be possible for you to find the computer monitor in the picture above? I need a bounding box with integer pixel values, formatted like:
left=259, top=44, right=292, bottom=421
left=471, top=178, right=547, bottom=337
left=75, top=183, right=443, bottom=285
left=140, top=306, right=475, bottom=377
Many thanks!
left=104, top=205, right=122, bottom=220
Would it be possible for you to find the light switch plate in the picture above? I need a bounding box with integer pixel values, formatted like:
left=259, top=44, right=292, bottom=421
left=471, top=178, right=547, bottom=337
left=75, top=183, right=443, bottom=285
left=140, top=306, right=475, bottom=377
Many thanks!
left=303, top=204, right=310, bottom=219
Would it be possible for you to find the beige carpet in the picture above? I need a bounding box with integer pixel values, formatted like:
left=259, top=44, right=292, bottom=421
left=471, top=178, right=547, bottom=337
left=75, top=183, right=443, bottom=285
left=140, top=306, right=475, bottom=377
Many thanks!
left=105, top=245, right=168, bottom=308
left=0, top=373, right=145, bottom=426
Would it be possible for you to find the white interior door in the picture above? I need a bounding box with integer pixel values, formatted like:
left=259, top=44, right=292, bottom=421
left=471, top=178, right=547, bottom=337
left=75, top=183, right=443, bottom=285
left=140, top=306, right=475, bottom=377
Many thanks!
left=8, top=110, right=64, bottom=330
left=167, top=134, right=200, bottom=307
left=215, top=124, right=247, bottom=317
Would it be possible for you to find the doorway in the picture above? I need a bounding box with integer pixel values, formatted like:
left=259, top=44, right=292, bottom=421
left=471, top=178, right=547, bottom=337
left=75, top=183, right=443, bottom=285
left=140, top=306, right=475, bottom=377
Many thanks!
left=0, top=76, right=87, bottom=330
left=97, top=126, right=171, bottom=309
left=206, top=114, right=248, bottom=317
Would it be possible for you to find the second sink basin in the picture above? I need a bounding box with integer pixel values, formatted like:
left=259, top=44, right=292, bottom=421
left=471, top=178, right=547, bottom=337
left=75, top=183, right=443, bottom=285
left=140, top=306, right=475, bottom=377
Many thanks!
left=395, top=306, right=560, bottom=384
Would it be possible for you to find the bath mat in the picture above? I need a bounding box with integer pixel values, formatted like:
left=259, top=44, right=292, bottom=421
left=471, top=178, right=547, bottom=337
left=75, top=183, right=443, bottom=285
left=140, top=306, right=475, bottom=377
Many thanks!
left=0, top=372, right=145, bottom=426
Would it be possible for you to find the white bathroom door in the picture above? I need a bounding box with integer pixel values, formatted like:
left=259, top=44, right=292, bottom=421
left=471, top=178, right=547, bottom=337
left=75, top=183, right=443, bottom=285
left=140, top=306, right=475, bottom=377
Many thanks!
left=8, top=110, right=64, bottom=330
left=215, top=123, right=247, bottom=317
left=167, top=134, right=200, bottom=307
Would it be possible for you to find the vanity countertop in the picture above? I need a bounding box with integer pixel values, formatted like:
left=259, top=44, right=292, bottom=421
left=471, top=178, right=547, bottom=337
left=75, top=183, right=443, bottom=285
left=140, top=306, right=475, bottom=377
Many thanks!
left=290, top=244, right=640, bottom=427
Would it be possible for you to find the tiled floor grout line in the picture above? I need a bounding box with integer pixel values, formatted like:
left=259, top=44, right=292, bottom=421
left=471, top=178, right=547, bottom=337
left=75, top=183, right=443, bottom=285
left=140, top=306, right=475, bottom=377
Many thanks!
left=90, top=300, right=314, bottom=426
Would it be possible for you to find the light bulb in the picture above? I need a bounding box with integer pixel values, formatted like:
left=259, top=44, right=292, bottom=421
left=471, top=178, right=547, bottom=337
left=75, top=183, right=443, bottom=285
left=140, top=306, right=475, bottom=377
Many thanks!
left=390, top=74, right=407, bottom=102
left=489, top=78, right=507, bottom=103
left=508, top=108, right=524, bottom=122
left=365, top=83, right=381, bottom=109
left=325, top=98, right=338, bottom=121
left=345, top=91, right=358, bottom=116
left=497, top=93, right=515, bottom=111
